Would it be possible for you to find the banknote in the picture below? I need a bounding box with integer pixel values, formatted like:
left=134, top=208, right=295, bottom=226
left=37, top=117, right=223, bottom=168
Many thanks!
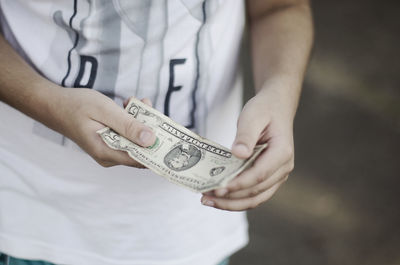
left=97, top=98, right=267, bottom=193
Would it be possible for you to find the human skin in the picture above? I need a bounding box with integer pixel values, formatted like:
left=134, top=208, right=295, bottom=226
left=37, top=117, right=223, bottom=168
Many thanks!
left=0, top=0, right=313, bottom=211
left=0, top=35, right=156, bottom=168
left=200, top=0, right=314, bottom=211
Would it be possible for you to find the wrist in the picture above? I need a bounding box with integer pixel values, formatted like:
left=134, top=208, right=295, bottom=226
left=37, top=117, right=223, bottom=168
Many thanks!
left=26, top=78, right=68, bottom=132
left=255, top=75, right=302, bottom=123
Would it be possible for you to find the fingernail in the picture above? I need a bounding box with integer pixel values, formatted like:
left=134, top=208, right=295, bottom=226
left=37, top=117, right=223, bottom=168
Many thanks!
left=216, top=188, right=228, bottom=197
left=139, top=130, right=153, bottom=146
left=202, top=200, right=215, bottom=207
left=203, top=191, right=214, bottom=196
left=234, top=143, right=249, bottom=155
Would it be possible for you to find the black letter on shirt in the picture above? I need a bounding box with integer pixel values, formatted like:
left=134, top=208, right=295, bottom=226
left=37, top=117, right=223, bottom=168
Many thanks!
left=74, top=55, right=98, bottom=88
left=164, top=58, right=187, bottom=117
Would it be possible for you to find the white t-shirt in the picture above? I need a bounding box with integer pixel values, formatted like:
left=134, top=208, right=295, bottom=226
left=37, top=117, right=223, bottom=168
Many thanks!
left=0, top=1, right=247, bottom=265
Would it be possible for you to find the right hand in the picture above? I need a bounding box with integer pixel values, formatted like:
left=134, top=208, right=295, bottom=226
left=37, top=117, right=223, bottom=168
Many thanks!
left=0, top=34, right=153, bottom=168
left=50, top=87, right=156, bottom=168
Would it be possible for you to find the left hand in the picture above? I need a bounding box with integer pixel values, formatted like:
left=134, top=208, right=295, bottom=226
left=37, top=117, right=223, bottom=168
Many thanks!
left=201, top=89, right=295, bottom=211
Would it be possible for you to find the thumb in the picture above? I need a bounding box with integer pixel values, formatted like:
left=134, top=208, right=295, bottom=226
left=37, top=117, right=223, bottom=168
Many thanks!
left=96, top=98, right=156, bottom=147
left=232, top=104, right=268, bottom=159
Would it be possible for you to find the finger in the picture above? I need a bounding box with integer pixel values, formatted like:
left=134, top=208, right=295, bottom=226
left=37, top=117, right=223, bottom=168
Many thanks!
left=124, top=97, right=153, bottom=108
left=141, top=98, right=153, bottom=107
left=84, top=119, right=145, bottom=168
left=232, top=100, right=270, bottom=159
left=101, top=150, right=146, bottom=168
left=93, top=97, right=156, bottom=147
left=202, top=191, right=215, bottom=197
left=224, top=141, right=291, bottom=193
left=201, top=179, right=284, bottom=211
left=226, top=171, right=289, bottom=199
left=123, top=97, right=131, bottom=108
left=96, top=154, right=146, bottom=168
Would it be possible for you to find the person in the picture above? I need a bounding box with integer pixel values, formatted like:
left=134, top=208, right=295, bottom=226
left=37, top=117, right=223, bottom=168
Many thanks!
left=0, top=0, right=313, bottom=264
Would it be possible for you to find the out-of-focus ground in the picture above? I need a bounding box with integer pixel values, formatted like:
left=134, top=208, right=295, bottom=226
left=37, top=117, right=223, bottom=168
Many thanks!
left=232, top=0, right=400, bottom=265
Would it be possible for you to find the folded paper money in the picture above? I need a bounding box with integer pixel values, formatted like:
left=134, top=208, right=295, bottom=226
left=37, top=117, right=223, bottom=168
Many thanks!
left=97, top=98, right=267, bottom=193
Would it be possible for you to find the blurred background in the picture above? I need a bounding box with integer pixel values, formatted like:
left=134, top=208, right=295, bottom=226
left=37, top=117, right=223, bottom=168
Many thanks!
left=232, top=0, right=400, bottom=264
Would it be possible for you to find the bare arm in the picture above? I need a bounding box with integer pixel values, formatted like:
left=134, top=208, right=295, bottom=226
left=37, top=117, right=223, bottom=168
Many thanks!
left=201, top=0, right=314, bottom=210
left=0, top=35, right=56, bottom=125
left=0, top=34, right=155, bottom=167
left=248, top=0, right=313, bottom=118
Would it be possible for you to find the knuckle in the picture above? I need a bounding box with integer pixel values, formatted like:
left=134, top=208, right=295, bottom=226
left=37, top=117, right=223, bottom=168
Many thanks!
left=283, top=175, right=289, bottom=182
left=250, top=188, right=260, bottom=197
left=95, top=94, right=113, bottom=113
left=256, top=174, right=265, bottom=183
left=236, top=124, right=265, bottom=145
left=124, top=119, right=141, bottom=140
left=235, top=181, right=244, bottom=190
left=287, top=160, right=295, bottom=172
left=134, top=163, right=146, bottom=169
left=234, top=132, right=254, bottom=146
left=224, top=193, right=232, bottom=199
left=228, top=182, right=239, bottom=191
left=283, top=145, right=294, bottom=159
left=257, top=167, right=272, bottom=181
left=93, top=147, right=108, bottom=162
left=97, top=160, right=112, bottom=168
left=213, top=201, right=225, bottom=210
left=251, top=166, right=265, bottom=180
left=256, top=172, right=267, bottom=183
left=249, top=200, right=258, bottom=209
left=253, top=197, right=264, bottom=209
